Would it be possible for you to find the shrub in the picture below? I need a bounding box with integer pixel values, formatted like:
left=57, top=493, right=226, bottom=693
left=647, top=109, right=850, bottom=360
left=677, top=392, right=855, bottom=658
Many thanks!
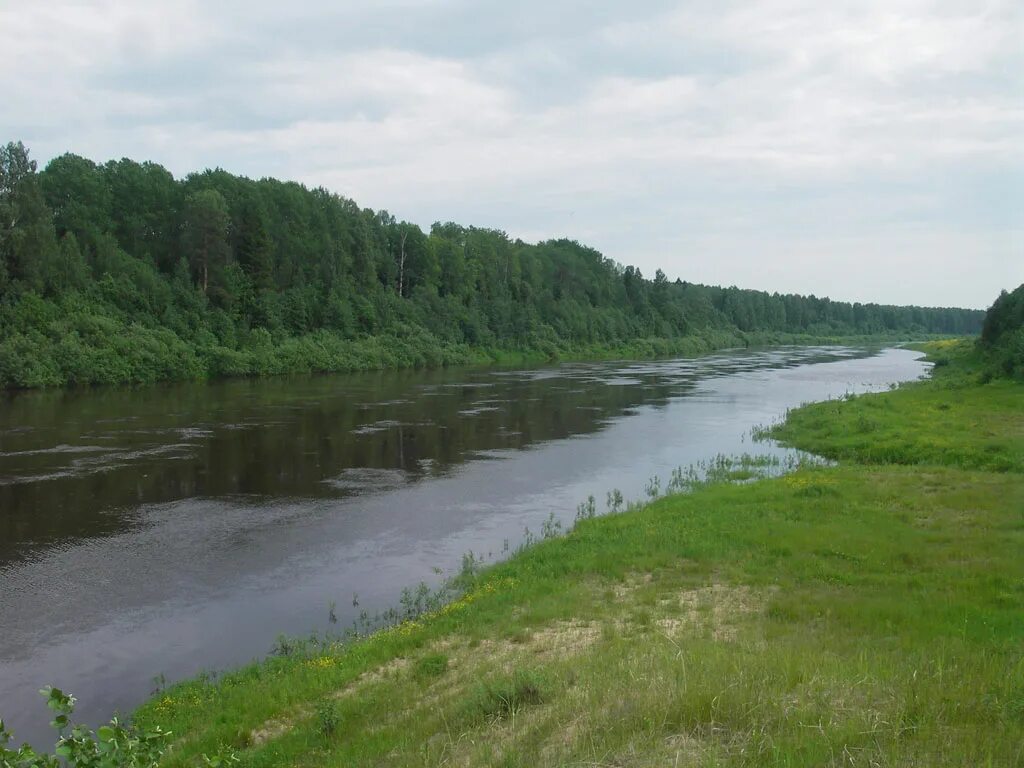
left=0, top=687, right=170, bottom=767
left=462, top=670, right=545, bottom=722
left=413, top=653, right=449, bottom=681
left=315, top=699, right=340, bottom=738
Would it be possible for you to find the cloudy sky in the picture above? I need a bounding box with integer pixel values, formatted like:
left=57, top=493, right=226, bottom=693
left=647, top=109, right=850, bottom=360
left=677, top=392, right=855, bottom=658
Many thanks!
left=2, top=1, right=1021, bottom=308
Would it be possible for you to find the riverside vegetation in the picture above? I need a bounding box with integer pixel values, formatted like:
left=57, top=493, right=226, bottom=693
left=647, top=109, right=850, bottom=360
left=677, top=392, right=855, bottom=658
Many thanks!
left=0, top=141, right=984, bottom=389
left=3, top=286, right=1020, bottom=766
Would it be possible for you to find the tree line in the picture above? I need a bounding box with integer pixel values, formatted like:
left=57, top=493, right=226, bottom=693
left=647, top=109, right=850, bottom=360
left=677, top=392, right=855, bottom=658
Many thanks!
left=0, top=140, right=985, bottom=388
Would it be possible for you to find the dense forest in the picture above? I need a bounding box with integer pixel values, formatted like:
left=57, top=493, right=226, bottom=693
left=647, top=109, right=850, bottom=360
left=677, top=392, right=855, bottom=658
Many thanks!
left=0, top=141, right=984, bottom=388
left=980, top=283, right=1024, bottom=378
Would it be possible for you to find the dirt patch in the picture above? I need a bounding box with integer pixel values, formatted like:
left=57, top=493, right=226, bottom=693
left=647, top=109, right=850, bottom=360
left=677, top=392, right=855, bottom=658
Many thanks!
left=331, top=656, right=410, bottom=697
left=605, top=572, right=769, bottom=641
left=661, top=732, right=711, bottom=766
left=659, top=583, right=769, bottom=641
left=250, top=716, right=292, bottom=746
left=247, top=577, right=767, bottom=752
left=611, top=571, right=655, bottom=598
left=527, top=620, right=601, bottom=658
left=248, top=655, right=412, bottom=746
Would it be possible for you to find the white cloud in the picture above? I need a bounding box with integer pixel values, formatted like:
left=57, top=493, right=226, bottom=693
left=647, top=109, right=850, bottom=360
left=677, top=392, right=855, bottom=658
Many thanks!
left=1, top=0, right=1021, bottom=307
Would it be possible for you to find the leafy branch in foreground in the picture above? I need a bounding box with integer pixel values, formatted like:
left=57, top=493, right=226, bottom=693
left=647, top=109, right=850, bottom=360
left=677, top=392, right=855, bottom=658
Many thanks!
left=0, top=687, right=170, bottom=768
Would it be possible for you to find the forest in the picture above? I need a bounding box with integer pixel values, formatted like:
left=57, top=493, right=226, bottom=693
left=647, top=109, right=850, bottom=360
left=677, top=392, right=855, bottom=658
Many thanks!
left=979, top=282, right=1024, bottom=378
left=0, top=141, right=985, bottom=388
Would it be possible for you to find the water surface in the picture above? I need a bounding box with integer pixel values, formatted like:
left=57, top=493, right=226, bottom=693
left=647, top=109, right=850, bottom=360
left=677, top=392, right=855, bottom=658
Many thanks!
left=0, top=346, right=927, bottom=745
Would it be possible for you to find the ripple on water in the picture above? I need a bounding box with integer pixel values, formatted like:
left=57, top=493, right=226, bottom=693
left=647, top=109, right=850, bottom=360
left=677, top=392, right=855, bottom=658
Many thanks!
left=0, top=444, right=111, bottom=458
left=457, top=406, right=501, bottom=416
left=322, top=467, right=409, bottom=492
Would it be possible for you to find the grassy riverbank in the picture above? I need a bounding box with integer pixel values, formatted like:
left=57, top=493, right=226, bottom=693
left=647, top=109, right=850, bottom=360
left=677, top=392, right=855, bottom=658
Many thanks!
left=115, top=340, right=1021, bottom=767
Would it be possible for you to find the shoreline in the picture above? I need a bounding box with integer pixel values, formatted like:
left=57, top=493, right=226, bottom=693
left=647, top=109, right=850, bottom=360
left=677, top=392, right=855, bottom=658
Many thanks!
left=1, top=329, right=961, bottom=394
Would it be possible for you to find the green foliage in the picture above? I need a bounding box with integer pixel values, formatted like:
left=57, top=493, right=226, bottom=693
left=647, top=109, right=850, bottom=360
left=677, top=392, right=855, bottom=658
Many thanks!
left=461, top=670, right=546, bottom=723
left=0, top=141, right=989, bottom=389
left=1, top=141, right=59, bottom=294
left=197, top=747, right=240, bottom=767
left=314, top=700, right=340, bottom=738
left=0, top=687, right=170, bottom=767
left=769, top=369, right=1023, bottom=472
left=412, top=653, right=449, bottom=681
left=981, top=283, right=1024, bottom=346
left=181, top=189, right=230, bottom=298
left=980, top=283, right=1024, bottom=379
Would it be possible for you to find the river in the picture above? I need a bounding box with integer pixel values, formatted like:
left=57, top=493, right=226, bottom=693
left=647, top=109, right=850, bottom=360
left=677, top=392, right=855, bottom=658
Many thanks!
left=0, top=345, right=928, bottom=746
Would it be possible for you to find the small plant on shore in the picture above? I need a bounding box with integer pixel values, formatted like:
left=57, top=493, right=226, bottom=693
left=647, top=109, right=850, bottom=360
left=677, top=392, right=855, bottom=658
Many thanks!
left=456, top=551, right=483, bottom=587
left=519, top=526, right=538, bottom=551
left=199, top=746, right=240, bottom=767
left=541, top=512, right=562, bottom=539
left=461, top=551, right=481, bottom=578
left=606, top=489, right=624, bottom=513
left=644, top=475, right=661, bottom=499
left=413, top=653, right=449, bottom=680
left=855, top=414, right=877, bottom=433
left=463, top=670, right=545, bottom=723
left=575, top=495, right=597, bottom=523
left=315, top=700, right=340, bottom=738
left=666, top=465, right=694, bottom=493
left=271, top=634, right=298, bottom=657
left=0, top=687, right=170, bottom=768
left=399, top=582, right=437, bottom=620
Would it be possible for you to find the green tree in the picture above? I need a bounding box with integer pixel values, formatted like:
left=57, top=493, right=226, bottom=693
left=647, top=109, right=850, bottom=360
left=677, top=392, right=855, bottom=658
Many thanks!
left=234, top=197, right=274, bottom=292
left=0, top=141, right=58, bottom=293
left=53, top=233, right=90, bottom=293
left=104, top=158, right=180, bottom=270
left=40, top=153, right=112, bottom=250
left=981, top=285, right=1024, bottom=347
left=181, top=189, right=230, bottom=295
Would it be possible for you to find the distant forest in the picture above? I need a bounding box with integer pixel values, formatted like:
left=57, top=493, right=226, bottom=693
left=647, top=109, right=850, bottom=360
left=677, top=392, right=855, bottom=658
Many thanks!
left=0, top=141, right=984, bottom=388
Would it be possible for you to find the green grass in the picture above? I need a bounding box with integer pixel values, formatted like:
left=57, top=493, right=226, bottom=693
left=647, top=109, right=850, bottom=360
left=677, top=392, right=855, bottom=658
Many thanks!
left=770, top=342, right=1023, bottom=472
left=118, top=340, right=1020, bottom=765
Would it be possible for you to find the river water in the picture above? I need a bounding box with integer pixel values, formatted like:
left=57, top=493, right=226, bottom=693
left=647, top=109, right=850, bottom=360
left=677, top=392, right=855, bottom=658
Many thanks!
left=0, top=346, right=927, bottom=745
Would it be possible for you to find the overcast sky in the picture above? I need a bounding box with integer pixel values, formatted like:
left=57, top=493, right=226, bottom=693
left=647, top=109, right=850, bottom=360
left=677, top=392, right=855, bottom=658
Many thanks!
left=2, top=1, right=1022, bottom=308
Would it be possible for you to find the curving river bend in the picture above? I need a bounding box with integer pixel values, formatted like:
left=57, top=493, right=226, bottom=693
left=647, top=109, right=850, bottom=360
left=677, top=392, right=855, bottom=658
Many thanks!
left=0, top=346, right=928, bottom=746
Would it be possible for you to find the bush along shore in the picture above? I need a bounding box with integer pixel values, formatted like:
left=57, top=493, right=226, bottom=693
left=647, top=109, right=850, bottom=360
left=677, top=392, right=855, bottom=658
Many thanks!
left=0, top=321, right=964, bottom=391
left=4, top=319, right=1021, bottom=765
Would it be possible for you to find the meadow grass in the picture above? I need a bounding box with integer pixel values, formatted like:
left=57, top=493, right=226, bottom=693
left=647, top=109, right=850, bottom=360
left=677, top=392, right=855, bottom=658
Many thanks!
left=129, top=340, right=1022, bottom=766
left=769, top=341, right=1023, bottom=472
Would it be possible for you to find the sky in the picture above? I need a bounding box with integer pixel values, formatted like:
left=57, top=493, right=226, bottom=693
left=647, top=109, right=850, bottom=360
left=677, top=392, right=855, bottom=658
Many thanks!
left=2, top=1, right=1022, bottom=309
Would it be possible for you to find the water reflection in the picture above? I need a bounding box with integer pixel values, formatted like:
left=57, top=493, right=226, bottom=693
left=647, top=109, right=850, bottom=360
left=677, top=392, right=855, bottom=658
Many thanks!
left=1, top=362, right=703, bottom=561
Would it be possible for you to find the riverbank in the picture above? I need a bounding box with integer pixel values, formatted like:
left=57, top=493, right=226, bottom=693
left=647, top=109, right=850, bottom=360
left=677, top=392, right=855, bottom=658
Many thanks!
left=0, top=316, right=959, bottom=390
left=111, top=339, right=1020, bottom=766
